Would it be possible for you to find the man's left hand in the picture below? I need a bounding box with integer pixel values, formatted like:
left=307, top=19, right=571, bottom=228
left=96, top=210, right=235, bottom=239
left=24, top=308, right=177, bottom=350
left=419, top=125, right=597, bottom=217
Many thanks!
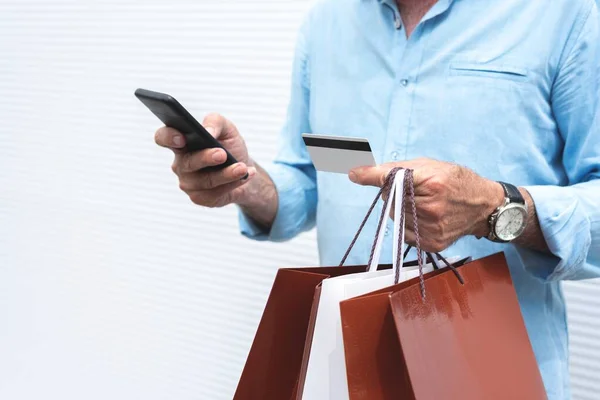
left=349, top=158, right=504, bottom=252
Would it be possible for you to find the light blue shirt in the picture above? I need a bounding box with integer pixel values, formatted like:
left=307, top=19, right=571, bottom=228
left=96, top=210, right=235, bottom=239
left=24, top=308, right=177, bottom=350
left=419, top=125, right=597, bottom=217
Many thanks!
left=240, top=0, right=600, bottom=397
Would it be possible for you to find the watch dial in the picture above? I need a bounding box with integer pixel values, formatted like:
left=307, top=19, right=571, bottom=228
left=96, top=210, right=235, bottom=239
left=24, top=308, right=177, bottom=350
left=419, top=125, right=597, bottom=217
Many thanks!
left=496, top=207, right=526, bottom=241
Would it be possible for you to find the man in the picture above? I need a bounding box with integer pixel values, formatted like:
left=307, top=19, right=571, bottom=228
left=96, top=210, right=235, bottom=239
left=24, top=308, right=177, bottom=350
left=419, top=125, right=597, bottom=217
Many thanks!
left=155, top=0, right=600, bottom=398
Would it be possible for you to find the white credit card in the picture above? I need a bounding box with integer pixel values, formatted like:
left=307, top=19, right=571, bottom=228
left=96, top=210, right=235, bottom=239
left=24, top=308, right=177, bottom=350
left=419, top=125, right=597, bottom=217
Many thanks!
left=302, top=133, right=376, bottom=174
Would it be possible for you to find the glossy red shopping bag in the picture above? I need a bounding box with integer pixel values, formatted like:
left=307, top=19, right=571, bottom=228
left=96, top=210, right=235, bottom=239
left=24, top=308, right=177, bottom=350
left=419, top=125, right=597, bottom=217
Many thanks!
left=340, top=252, right=547, bottom=400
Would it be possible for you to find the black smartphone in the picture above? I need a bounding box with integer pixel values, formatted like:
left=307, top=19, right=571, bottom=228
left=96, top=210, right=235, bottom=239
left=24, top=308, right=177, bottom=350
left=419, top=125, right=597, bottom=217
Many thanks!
left=135, top=88, right=238, bottom=172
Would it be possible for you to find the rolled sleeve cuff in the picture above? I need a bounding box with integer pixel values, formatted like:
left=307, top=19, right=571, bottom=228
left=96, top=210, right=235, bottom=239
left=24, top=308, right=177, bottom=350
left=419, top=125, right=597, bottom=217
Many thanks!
left=238, top=162, right=316, bottom=243
left=519, top=185, right=592, bottom=281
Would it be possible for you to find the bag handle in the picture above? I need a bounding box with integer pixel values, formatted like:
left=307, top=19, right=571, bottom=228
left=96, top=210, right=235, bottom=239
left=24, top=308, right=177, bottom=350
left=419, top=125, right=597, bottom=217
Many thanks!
left=338, top=167, right=404, bottom=268
left=339, top=168, right=464, bottom=299
left=403, top=245, right=465, bottom=284
left=367, top=169, right=406, bottom=274
left=338, top=167, right=407, bottom=282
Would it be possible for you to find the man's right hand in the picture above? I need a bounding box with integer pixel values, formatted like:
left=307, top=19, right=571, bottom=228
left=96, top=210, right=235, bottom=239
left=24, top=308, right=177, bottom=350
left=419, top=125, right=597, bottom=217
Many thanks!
left=154, top=113, right=257, bottom=208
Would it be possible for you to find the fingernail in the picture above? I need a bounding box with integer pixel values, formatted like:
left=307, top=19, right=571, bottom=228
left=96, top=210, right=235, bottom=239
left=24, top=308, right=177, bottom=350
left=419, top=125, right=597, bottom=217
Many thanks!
left=172, top=135, right=183, bottom=147
left=205, top=126, right=215, bottom=137
left=247, top=167, right=257, bottom=178
left=349, top=171, right=358, bottom=183
left=234, top=164, right=246, bottom=176
left=212, top=150, right=224, bottom=163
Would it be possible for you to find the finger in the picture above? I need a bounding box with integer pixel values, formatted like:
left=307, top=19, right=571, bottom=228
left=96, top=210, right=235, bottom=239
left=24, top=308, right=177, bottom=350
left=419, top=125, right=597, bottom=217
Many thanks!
left=349, top=165, right=395, bottom=188
left=350, top=158, right=438, bottom=188
left=179, top=163, right=255, bottom=191
left=349, top=159, right=426, bottom=188
left=176, top=148, right=228, bottom=173
left=187, top=175, right=255, bottom=208
left=404, top=229, right=417, bottom=247
left=403, top=229, right=432, bottom=252
left=405, top=210, right=415, bottom=230
left=155, top=126, right=186, bottom=149
left=202, top=113, right=238, bottom=141
left=404, top=203, right=437, bottom=230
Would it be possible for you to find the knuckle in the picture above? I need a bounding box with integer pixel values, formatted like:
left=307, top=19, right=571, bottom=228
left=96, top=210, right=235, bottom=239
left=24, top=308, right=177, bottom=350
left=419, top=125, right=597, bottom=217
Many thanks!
left=433, top=202, right=447, bottom=220
left=424, top=236, right=445, bottom=253
left=431, top=241, right=445, bottom=253
left=420, top=201, right=434, bottom=216
left=182, top=154, right=194, bottom=172
left=449, top=163, right=462, bottom=177
left=203, top=112, right=223, bottom=127
left=204, top=194, right=222, bottom=208
left=422, top=201, right=444, bottom=219
left=189, top=192, right=207, bottom=206
left=178, top=180, right=190, bottom=192
left=171, top=161, right=179, bottom=175
left=154, top=129, right=163, bottom=144
left=428, top=175, right=446, bottom=193
left=204, top=172, right=216, bottom=189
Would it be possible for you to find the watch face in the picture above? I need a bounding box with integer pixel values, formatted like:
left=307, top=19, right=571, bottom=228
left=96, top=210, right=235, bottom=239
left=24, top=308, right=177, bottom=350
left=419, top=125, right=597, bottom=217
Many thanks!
left=495, top=205, right=527, bottom=241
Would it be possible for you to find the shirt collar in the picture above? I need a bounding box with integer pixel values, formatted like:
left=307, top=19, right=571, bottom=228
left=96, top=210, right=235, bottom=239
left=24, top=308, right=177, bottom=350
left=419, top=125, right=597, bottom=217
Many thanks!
left=374, top=0, right=456, bottom=27
left=376, top=0, right=397, bottom=7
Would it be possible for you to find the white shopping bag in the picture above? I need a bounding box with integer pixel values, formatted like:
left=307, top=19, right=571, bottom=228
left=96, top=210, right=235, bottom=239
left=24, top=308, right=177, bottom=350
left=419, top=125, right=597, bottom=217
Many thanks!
left=300, top=170, right=406, bottom=400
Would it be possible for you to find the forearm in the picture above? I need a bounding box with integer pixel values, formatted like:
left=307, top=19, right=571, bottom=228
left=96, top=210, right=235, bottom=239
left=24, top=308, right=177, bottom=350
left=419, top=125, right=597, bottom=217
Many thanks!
left=237, top=161, right=278, bottom=230
left=513, top=188, right=550, bottom=253
left=237, top=161, right=318, bottom=242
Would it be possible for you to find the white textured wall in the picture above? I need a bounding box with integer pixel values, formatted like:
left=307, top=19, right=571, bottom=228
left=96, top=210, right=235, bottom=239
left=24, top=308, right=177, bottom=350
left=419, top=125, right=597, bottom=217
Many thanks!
left=0, top=1, right=597, bottom=399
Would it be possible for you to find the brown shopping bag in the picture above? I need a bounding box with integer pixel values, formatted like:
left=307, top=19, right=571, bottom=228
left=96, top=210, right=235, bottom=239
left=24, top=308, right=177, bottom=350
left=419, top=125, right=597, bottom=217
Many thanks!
left=233, top=264, right=381, bottom=400
left=340, top=169, right=547, bottom=400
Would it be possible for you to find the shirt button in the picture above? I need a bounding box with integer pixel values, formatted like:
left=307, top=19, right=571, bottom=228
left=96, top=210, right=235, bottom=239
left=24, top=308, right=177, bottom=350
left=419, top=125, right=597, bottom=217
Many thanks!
left=391, top=151, right=399, bottom=160
left=385, top=226, right=390, bottom=236
left=401, top=79, right=409, bottom=87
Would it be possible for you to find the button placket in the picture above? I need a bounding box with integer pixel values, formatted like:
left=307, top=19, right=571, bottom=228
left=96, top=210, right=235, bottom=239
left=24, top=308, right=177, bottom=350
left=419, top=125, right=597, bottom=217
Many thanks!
left=384, top=23, right=428, bottom=164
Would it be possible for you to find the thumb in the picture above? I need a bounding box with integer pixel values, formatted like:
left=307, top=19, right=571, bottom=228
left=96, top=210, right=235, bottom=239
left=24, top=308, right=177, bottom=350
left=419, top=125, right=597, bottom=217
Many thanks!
left=349, top=165, right=395, bottom=188
left=202, top=113, right=237, bottom=141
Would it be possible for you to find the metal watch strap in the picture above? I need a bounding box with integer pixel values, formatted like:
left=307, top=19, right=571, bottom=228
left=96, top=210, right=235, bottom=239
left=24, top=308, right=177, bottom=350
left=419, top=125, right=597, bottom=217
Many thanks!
left=497, top=181, right=525, bottom=205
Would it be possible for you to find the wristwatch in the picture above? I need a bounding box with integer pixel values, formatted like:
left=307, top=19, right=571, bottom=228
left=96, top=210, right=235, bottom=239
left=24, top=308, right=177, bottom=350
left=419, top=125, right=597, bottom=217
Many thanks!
left=487, top=182, right=528, bottom=243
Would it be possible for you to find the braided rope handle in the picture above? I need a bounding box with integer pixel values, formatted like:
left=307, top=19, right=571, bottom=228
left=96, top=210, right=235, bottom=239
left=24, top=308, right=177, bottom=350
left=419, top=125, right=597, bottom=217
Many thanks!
left=406, top=170, right=427, bottom=298
left=339, top=168, right=464, bottom=299
left=338, top=167, right=402, bottom=268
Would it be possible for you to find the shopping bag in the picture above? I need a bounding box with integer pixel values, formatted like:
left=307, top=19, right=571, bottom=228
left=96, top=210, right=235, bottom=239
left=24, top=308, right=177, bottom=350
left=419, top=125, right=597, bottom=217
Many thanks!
left=300, top=170, right=470, bottom=400
left=233, top=263, right=381, bottom=400
left=340, top=169, right=547, bottom=400
left=389, top=253, right=547, bottom=399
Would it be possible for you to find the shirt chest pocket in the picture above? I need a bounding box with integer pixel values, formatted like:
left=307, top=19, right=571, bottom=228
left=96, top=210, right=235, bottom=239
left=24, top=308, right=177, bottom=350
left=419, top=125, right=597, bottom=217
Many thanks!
left=448, top=62, right=529, bottom=83
left=440, top=60, right=533, bottom=131
left=430, top=60, right=538, bottom=166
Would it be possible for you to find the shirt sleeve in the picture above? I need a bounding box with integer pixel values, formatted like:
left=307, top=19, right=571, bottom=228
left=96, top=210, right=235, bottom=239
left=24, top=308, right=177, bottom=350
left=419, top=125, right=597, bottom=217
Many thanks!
left=520, top=1, right=600, bottom=281
left=237, top=16, right=318, bottom=242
